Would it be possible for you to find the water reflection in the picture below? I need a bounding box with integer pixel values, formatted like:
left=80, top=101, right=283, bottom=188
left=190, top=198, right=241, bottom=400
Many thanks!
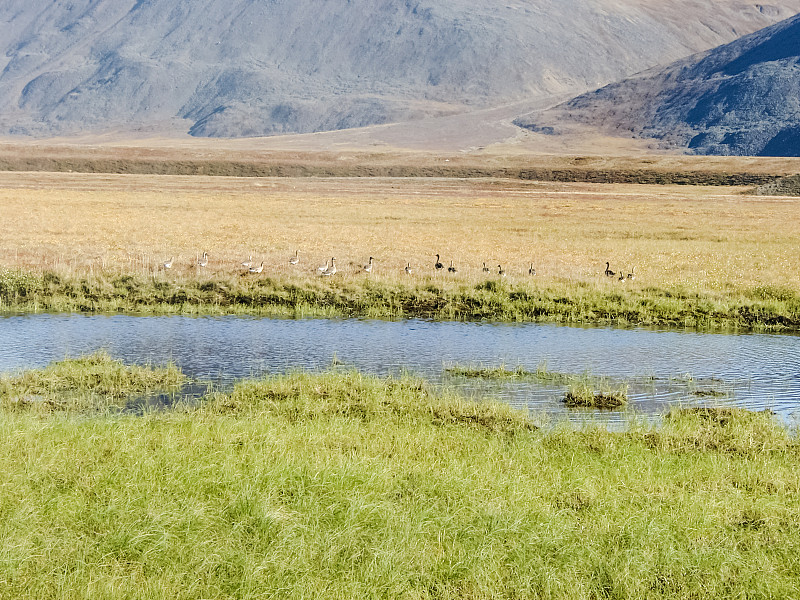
left=1, top=314, right=798, bottom=426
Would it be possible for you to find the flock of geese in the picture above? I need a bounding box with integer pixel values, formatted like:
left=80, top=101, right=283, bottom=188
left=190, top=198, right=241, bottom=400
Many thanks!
left=161, top=252, right=635, bottom=281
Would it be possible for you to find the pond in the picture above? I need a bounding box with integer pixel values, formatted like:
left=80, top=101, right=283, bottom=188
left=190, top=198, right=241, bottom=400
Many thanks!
left=1, top=314, right=798, bottom=426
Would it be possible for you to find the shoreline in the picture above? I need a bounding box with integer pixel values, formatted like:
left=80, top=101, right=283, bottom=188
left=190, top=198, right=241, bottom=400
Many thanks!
left=2, top=269, right=799, bottom=331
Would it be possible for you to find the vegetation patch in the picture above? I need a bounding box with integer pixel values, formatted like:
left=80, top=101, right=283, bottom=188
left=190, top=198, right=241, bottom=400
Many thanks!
left=563, top=382, right=628, bottom=409
left=446, top=362, right=579, bottom=384
left=643, top=407, right=793, bottom=456
left=0, top=350, right=185, bottom=412
left=3, top=270, right=800, bottom=331
left=203, top=370, right=534, bottom=435
left=692, top=389, right=727, bottom=397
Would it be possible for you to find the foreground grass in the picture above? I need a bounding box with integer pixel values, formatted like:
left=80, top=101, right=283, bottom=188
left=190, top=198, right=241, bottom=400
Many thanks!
left=2, top=269, right=800, bottom=330
left=0, top=351, right=185, bottom=412
left=1, top=368, right=800, bottom=598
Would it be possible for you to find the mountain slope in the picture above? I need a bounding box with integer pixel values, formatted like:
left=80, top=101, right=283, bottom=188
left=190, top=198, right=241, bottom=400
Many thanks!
left=2, top=1, right=800, bottom=138
left=516, top=12, right=800, bottom=156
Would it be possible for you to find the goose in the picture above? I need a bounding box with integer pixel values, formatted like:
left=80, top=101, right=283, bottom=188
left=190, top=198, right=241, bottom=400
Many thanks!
left=528, top=264, right=536, bottom=276
left=447, top=261, right=457, bottom=274
left=317, top=259, right=329, bottom=273
left=241, top=255, right=253, bottom=268
left=289, top=250, right=299, bottom=265
left=363, top=256, right=374, bottom=273
left=162, top=257, right=173, bottom=270
left=604, top=261, right=615, bottom=277
left=322, top=257, right=337, bottom=276
left=619, top=271, right=625, bottom=282
left=482, top=262, right=490, bottom=273
left=198, top=252, right=208, bottom=268
left=405, top=262, right=413, bottom=275
left=498, top=265, right=506, bottom=277
left=248, top=262, right=264, bottom=274
left=435, top=254, right=444, bottom=271
left=627, top=267, right=635, bottom=281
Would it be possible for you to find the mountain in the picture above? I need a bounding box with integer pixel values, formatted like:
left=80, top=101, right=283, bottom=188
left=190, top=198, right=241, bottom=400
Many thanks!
left=515, top=12, right=800, bottom=156
left=2, top=1, right=800, bottom=139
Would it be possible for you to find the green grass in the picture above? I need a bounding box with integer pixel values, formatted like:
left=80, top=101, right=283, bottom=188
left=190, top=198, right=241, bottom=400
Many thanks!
left=447, top=362, right=601, bottom=386
left=1, top=366, right=800, bottom=598
left=3, top=268, right=800, bottom=330
left=0, top=350, right=186, bottom=412
left=563, top=382, right=628, bottom=409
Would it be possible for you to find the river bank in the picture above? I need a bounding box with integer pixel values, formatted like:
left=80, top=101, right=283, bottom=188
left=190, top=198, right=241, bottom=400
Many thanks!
left=2, top=269, right=799, bottom=330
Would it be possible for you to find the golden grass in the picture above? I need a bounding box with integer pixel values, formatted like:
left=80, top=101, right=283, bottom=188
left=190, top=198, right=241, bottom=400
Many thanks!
left=1, top=170, right=799, bottom=291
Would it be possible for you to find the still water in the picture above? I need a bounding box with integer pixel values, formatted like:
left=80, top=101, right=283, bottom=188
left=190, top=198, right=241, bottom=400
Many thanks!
left=1, top=314, right=798, bottom=426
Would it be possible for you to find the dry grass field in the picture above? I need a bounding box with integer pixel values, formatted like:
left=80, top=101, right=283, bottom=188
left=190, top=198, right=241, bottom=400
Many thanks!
left=1, top=168, right=799, bottom=292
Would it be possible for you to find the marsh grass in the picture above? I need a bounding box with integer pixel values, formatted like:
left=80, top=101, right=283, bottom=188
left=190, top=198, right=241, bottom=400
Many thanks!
left=650, top=407, right=792, bottom=455
left=0, top=350, right=186, bottom=412
left=564, top=382, right=629, bottom=409
left=3, top=268, right=800, bottom=330
left=447, top=362, right=603, bottom=386
left=447, top=363, right=632, bottom=410
left=1, top=370, right=800, bottom=598
left=202, top=369, right=535, bottom=435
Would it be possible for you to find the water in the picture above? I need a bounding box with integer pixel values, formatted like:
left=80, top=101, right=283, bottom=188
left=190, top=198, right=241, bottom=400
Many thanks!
left=1, top=313, right=799, bottom=426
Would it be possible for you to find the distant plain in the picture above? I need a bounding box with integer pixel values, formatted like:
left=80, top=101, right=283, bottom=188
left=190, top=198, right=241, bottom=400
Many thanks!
left=1, top=152, right=799, bottom=292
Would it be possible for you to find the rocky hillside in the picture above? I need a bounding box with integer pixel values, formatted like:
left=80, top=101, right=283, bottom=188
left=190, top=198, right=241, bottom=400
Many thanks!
left=1, top=1, right=799, bottom=138
left=516, top=11, right=800, bottom=156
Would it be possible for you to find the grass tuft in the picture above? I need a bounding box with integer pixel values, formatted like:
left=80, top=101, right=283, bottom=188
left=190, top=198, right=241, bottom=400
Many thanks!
left=203, top=370, right=535, bottom=435
left=0, top=350, right=186, bottom=412
left=564, top=382, right=628, bottom=409
left=447, top=362, right=597, bottom=386
left=643, top=407, right=795, bottom=456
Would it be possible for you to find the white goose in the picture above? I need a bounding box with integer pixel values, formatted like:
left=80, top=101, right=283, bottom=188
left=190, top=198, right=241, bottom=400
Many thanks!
left=198, top=252, right=208, bottom=268
left=317, top=259, right=329, bottom=273
left=162, top=257, right=173, bottom=270
left=289, top=250, right=300, bottom=265
left=363, top=257, right=374, bottom=273
left=248, top=262, right=264, bottom=274
left=321, top=257, right=337, bottom=276
left=405, top=262, right=413, bottom=275
left=241, top=255, right=253, bottom=268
